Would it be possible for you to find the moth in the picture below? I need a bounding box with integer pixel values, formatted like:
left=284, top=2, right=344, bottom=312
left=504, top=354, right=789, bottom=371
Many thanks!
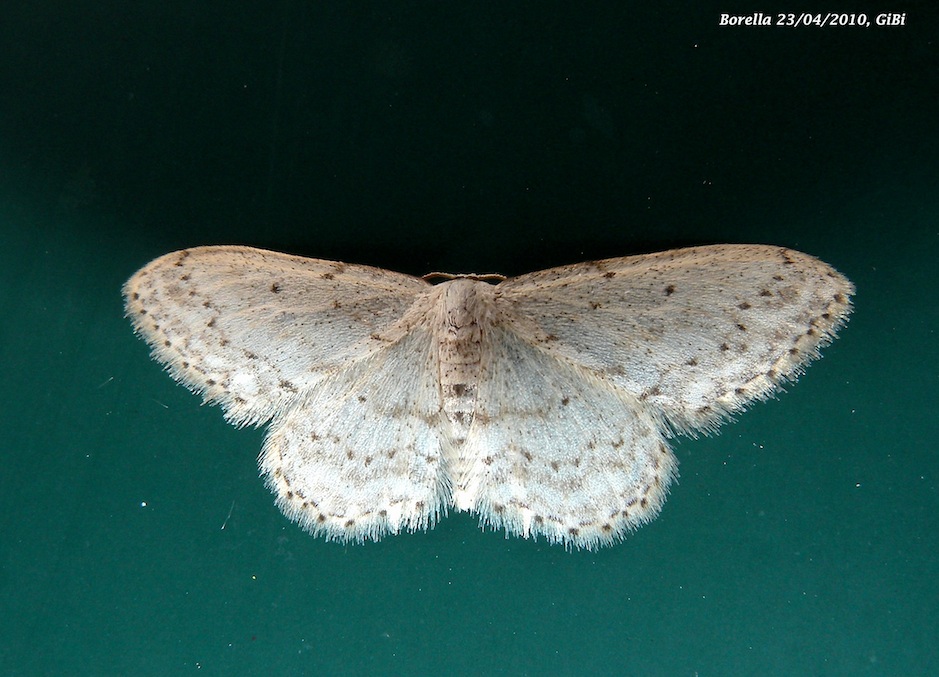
left=125, top=244, right=853, bottom=549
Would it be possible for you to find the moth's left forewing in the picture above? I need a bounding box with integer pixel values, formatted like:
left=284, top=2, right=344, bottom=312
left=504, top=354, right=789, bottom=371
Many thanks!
left=123, top=246, right=430, bottom=426
left=496, top=245, right=854, bottom=434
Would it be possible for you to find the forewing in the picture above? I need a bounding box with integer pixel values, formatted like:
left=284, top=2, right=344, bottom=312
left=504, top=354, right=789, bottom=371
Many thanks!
left=495, top=245, right=854, bottom=432
left=455, top=324, right=678, bottom=550
left=124, top=246, right=430, bottom=426
left=260, top=325, right=449, bottom=542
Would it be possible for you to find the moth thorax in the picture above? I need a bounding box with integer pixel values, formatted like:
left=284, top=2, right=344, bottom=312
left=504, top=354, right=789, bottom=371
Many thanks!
left=437, top=279, right=492, bottom=439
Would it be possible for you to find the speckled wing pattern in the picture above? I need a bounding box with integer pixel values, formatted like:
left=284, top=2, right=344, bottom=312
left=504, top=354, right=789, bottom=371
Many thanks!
left=497, top=245, right=854, bottom=432
left=124, top=247, right=430, bottom=427
left=125, top=244, right=853, bottom=549
left=459, top=245, right=853, bottom=546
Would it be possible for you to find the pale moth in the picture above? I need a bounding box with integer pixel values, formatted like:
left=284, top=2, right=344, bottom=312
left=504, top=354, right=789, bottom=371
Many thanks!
left=125, top=244, right=853, bottom=549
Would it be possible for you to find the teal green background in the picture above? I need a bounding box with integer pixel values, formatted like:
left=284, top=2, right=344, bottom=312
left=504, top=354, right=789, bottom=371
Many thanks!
left=1, top=2, right=936, bottom=675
